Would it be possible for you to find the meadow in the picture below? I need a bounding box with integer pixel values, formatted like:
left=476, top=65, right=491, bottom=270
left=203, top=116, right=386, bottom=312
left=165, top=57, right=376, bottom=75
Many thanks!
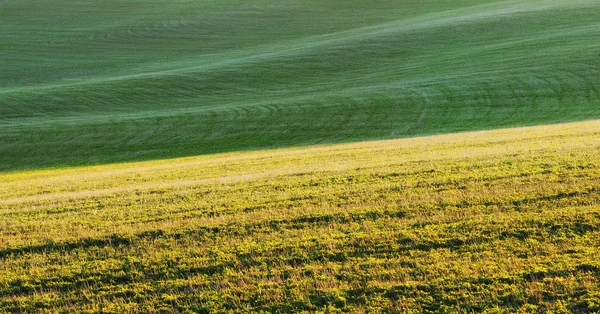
left=1, top=0, right=600, bottom=171
left=2, top=0, right=600, bottom=312
left=1, top=121, right=599, bottom=313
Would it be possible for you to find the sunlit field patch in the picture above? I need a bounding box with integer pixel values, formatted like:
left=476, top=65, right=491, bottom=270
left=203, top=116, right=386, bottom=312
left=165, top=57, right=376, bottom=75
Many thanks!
left=1, top=120, right=599, bottom=312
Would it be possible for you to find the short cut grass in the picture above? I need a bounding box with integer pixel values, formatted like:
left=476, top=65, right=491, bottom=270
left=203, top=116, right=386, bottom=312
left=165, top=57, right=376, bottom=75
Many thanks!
left=1, top=0, right=600, bottom=171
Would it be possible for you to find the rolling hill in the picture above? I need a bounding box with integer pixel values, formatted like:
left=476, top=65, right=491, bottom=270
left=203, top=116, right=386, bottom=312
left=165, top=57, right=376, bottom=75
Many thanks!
left=1, top=0, right=600, bottom=171
left=2, top=0, right=600, bottom=312
left=1, top=120, right=599, bottom=312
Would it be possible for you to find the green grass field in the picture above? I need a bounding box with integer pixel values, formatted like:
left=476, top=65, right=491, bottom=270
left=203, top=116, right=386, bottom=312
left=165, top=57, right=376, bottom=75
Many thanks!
left=2, top=0, right=600, bottom=312
left=1, top=121, right=599, bottom=312
left=1, top=0, right=600, bottom=171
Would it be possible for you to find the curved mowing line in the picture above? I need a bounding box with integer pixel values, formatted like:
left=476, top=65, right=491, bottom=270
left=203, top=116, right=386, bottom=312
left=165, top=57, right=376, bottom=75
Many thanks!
left=0, top=0, right=591, bottom=96
left=3, top=39, right=599, bottom=129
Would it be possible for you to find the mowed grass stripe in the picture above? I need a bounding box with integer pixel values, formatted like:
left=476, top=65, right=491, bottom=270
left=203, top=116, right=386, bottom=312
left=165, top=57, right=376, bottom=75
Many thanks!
left=1, top=120, right=599, bottom=312
left=0, top=0, right=584, bottom=96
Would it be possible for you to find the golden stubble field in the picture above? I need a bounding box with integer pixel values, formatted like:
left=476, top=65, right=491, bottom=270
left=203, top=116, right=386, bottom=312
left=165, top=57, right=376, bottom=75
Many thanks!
left=1, top=120, right=599, bottom=313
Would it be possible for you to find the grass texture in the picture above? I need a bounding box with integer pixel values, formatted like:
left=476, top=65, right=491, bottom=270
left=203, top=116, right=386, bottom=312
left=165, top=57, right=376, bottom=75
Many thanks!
left=1, top=120, right=599, bottom=313
left=1, top=0, right=600, bottom=171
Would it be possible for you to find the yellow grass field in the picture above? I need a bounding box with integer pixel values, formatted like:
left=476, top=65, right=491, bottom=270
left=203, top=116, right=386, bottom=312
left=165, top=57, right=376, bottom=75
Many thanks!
left=1, top=120, right=599, bottom=313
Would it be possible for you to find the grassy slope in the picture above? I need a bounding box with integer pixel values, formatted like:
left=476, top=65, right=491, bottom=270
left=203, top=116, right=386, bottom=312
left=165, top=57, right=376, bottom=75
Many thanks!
left=1, top=120, right=599, bottom=312
left=1, top=0, right=600, bottom=171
